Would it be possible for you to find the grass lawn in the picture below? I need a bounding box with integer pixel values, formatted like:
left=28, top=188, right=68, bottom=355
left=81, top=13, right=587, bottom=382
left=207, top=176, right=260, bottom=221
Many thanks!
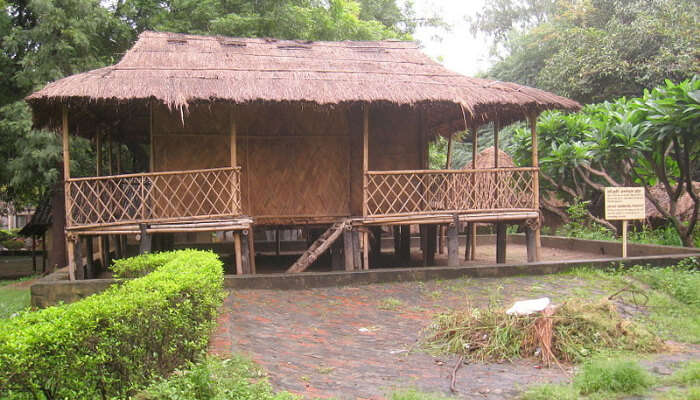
left=0, top=277, right=32, bottom=319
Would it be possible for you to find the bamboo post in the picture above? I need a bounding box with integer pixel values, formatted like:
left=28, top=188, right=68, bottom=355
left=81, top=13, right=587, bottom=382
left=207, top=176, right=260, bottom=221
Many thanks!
left=108, top=133, right=113, bottom=175
left=528, top=115, right=542, bottom=261
left=95, top=131, right=104, bottom=267
left=233, top=232, right=243, bottom=275
left=241, top=231, right=251, bottom=274
left=362, top=104, right=369, bottom=217
left=230, top=110, right=237, bottom=214
left=362, top=231, right=369, bottom=270
left=343, top=229, right=354, bottom=271
left=73, top=236, right=84, bottom=280
left=470, top=126, right=478, bottom=261
left=246, top=228, right=256, bottom=274
left=62, top=106, right=76, bottom=280
left=464, top=222, right=472, bottom=261
left=493, top=122, right=499, bottom=168
left=149, top=101, right=155, bottom=172
left=352, top=230, right=361, bottom=270
left=447, top=220, right=458, bottom=267
left=496, top=222, right=506, bottom=263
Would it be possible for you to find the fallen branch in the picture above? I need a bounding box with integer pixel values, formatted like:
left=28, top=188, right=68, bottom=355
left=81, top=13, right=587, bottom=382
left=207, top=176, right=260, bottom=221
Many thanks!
left=450, top=355, right=465, bottom=393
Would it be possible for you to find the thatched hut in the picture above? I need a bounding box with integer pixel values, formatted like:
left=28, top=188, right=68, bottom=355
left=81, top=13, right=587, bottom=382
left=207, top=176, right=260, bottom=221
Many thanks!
left=27, top=31, right=579, bottom=279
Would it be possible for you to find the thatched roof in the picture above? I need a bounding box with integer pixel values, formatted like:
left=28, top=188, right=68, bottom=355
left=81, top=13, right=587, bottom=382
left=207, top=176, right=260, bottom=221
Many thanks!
left=27, top=31, right=579, bottom=133
left=469, top=146, right=517, bottom=169
left=645, top=182, right=699, bottom=221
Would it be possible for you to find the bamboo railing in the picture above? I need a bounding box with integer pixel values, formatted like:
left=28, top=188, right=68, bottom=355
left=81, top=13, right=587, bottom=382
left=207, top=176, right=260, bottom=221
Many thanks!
left=364, top=167, right=537, bottom=217
left=65, top=167, right=242, bottom=229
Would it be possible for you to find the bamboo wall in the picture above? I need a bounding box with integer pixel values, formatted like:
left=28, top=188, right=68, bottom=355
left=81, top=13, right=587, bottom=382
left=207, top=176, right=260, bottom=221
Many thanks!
left=152, top=102, right=424, bottom=225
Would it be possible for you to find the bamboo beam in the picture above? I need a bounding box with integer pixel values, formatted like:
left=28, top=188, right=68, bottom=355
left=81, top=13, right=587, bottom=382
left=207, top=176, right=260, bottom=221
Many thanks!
left=62, top=107, right=75, bottom=280
left=95, top=130, right=102, bottom=176
left=149, top=101, right=154, bottom=172
left=493, top=122, right=499, bottom=168
left=233, top=232, right=243, bottom=275
left=366, top=167, right=537, bottom=175
left=362, top=104, right=369, bottom=217
left=470, top=126, right=477, bottom=260
left=528, top=114, right=542, bottom=261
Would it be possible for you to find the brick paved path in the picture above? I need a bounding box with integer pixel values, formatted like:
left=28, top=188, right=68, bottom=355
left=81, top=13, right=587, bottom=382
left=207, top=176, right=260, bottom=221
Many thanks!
left=209, top=275, right=699, bottom=399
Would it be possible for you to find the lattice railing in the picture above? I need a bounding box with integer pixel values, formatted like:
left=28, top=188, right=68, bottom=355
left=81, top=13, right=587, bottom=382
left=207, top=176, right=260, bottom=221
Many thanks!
left=66, top=167, right=242, bottom=228
left=365, top=167, right=537, bottom=217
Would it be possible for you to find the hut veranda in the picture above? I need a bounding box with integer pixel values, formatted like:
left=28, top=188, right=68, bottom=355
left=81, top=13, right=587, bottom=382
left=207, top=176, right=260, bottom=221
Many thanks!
left=27, top=31, right=580, bottom=279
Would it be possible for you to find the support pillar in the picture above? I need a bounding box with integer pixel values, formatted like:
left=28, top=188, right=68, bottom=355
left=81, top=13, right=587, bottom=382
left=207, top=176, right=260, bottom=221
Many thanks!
left=528, top=115, right=542, bottom=261
left=331, top=237, right=345, bottom=271
left=393, top=226, right=401, bottom=258
left=138, top=223, right=152, bottom=254
left=496, top=222, right=507, bottom=264
left=426, top=224, right=436, bottom=266
left=73, top=237, right=84, bottom=280
left=247, top=229, right=256, bottom=274
left=343, top=230, right=354, bottom=271
left=352, top=230, right=361, bottom=270
left=447, top=222, right=459, bottom=267
left=369, top=226, right=382, bottom=266
left=525, top=227, right=537, bottom=263
left=399, top=225, right=411, bottom=264
left=465, top=222, right=472, bottom=261
left=241, top=230, right=251, bottom=274
left=85, top=236, right=95, bottom=279
left=233, top=232, right=243, bottom=275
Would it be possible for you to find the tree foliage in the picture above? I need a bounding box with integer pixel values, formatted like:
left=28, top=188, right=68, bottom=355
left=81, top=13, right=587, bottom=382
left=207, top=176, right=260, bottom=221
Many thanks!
left=506, top=77, right=699, bottom=246
left=0, top=0, right=435, bottom=207
left=473, top=0, right=699, bottom=104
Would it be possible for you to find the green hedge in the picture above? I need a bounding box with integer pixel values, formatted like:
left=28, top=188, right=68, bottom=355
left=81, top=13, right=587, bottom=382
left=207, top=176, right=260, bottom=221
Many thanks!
left=0, top=249, right=225, bottom=399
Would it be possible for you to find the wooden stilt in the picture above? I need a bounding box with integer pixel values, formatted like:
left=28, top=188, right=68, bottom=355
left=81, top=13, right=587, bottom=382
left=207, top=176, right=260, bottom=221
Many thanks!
left=67, top=239, right=76, bottom=281
left=138, top=224, right=152, bottom=254
left=470, top=223, right=477, bottom=261
left=247, top=229, right=256, bottom=274
left=438, top=225, right=446, bottom=255
left=343, top=230, right=354, bottom=271
left=73, top=238, right=84, bottom=280
left=362, top=231, right=369, bottom=270
left=420, top=224, right=428, bottom=266
left=496, top=223, right=507, bottom=264
left=400, top=225, right=411, bottom=264
left=331, top=237, right=344, bottom=271
left=393, top=226, right=401, bottom=257
left=369, top=226, right=381, bottom=265
left=525, top=227, right=536, bottom=262
left=465, top=222, right=472, bottom=261
left=447, top=222, right=459, bottom=267
left=352, top=230, right=361, bottom=271
left=241, top=231, right=251, bottom=274
left=85, top=236, right=94, bottom=279
left=426, top=224, right=437, bottom=266
left=233, top=232, right=243, bottom=275
left=102, top=235, right=110, bottom=271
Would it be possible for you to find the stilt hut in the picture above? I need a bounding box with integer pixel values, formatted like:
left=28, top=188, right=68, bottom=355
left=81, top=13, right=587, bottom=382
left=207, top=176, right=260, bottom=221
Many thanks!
left=26, top=31, right=579, bottom=279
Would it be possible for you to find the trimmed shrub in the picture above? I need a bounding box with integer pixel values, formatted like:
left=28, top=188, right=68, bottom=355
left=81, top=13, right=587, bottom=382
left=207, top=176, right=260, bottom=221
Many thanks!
left=0, top=249, right=225, bottom=399
left=111, top=251, right=181, bottom=278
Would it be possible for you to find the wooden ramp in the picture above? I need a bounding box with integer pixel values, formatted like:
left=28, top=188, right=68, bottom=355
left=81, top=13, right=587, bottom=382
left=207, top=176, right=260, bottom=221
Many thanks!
left=286, top=219, right=350, bottom=273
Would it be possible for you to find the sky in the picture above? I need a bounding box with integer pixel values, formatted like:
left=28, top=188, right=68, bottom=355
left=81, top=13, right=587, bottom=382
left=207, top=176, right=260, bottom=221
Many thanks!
left=410, top=0, right=494, bottom=76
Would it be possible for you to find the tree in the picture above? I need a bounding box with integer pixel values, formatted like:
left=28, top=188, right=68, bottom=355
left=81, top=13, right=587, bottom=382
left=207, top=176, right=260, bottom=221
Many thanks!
left=472, top=0, right=700, bottom=104
left=506, top=77, right=699, bottom=247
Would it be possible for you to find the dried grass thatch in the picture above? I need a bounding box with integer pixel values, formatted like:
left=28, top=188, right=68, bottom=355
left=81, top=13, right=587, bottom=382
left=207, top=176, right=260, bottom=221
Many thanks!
left=27, top=31, right=580, bottom=133
left=645, top=182, right=699, bottom=221
left=469, top=146, right=517, bottom=169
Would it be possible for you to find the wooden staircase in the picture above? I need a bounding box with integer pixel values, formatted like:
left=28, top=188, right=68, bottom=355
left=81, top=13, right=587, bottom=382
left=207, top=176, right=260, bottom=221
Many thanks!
left=286, top=219, right=350, bottom=273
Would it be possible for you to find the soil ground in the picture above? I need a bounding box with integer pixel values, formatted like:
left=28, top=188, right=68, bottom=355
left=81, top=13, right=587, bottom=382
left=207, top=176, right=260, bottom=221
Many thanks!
left=210, top=271, right=699, bottom=399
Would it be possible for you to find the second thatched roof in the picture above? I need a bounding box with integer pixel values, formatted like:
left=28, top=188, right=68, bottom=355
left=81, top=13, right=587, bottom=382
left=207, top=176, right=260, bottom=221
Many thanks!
left=27, top=31, right=580, bottom=128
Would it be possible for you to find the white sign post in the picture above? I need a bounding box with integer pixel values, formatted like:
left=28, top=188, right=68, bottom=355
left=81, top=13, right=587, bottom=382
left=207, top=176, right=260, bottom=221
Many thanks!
left=604, top=187, right=646, bottom=257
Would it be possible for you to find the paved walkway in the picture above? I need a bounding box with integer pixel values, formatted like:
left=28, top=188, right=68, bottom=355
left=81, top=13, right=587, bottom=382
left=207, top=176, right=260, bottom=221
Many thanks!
left=209, top=275, right=697, bottom=399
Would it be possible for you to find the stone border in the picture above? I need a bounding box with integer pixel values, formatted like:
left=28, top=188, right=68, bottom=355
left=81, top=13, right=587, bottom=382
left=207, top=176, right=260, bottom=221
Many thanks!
left=30, top=235, right=699, bottom=306
left=224, top=253, right=698, bottom=290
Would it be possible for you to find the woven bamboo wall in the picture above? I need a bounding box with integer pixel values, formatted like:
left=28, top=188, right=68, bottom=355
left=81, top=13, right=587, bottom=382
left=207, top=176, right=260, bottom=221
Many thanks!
left=151, top=102, right=423, bottom=225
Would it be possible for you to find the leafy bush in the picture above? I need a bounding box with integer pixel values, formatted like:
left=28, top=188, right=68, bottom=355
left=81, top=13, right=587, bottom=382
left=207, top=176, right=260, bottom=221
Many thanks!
left=135, top=356, right=294, bottom=400
left=0, top=228, right=19, bottom=242
left=0, top=249, right=225, bottom=399
left=111, top=251, right=180, bottom=278
left=573, top=357, right=653, bottom=395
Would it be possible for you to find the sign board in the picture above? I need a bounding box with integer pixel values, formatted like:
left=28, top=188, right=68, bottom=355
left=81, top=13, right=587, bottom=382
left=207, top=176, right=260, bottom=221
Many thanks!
left=604, top=187, right=646, bottom=220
